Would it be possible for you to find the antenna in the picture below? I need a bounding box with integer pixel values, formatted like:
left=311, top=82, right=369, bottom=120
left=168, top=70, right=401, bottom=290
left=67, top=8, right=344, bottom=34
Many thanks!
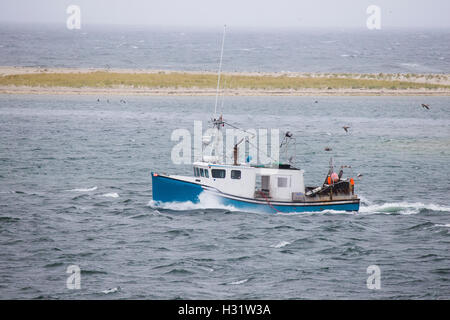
left=220, top=77, right=227, bottom=115
left=214, top=25, right=226, bottom=118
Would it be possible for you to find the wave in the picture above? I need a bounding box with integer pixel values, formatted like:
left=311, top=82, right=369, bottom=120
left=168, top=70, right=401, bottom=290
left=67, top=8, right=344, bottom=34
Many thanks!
left=148, top=191, right=449, bottom=216
left=101, top=192, right=119, bottom=198
left=81, top=269, right=107, bottom=275
left=0, top=216, right=20, bottom=222
left=398, top=62, right=438, bottom=73
left=435, top=223, right=450, bottom=228
left=358, top=195, right=373, bottom=206
left=148, top=192, right=238, bottom=212
left=196, top=266, right=214, bottom=273
left=102, top=287, right=120, bottom=294
left=149, top=192, right=356, bottom=215
left=359, top=202, right=450, bottom=215
left=229, top=279, right=249, bottom=285
left=148, top=199, right=450, bottom=215
left=400, top=62, right=420, bottom=69
left=400, top=62, right=420, bottom=67
left=69, top=186, right=97, bottom=192
left=270, top=241, right=291, bottom=248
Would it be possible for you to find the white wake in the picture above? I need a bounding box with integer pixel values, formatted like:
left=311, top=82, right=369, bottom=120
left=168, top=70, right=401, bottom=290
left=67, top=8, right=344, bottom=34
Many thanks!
left=148, top=191, right=239, bottom=212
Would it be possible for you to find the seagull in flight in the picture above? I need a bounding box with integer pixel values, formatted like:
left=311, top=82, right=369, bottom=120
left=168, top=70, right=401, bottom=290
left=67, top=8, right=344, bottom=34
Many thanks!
left=421, top=103, right=430, bottom=110
left=342, top=126, right=350, bottom=133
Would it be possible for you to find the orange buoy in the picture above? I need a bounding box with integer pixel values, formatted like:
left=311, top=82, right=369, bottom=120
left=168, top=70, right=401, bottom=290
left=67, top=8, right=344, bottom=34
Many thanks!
left=350, top=178, right=354, bottom=185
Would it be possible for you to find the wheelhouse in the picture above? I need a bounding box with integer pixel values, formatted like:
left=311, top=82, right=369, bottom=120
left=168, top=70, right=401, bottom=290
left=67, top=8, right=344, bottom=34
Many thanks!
left=192, top=161, right=305, bottom=201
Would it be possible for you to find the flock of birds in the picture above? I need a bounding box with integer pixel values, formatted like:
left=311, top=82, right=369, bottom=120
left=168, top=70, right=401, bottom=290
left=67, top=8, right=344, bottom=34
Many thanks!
left=96, top=98, right=127, bottom=104
left=322, top=102, right=432, bottom=178
left=324, top=102, right=432, bottom=151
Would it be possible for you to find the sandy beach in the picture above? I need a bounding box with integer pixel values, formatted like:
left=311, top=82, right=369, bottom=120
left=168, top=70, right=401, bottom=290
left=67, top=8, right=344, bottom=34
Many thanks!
left=1, top=66, right=449, bottom=96
left=1, top=85, right=449, bottom=96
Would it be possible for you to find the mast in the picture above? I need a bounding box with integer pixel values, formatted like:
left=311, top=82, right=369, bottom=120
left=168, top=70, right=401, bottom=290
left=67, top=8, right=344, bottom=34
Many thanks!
left=202, top=25, right=226, bottom=164
left=214, top=24, right=226, bottom=118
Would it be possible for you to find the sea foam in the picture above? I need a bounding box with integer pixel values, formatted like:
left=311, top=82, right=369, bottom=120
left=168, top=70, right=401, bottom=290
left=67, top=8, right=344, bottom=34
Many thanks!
left=229, top=279, right=249, bottom=285
left=359, top=202, right=450, bottom=215
left=270, top=241, right=291, bottom=248
left=69, top=186, right=97, bottom=192
left=101, top=192, right=119, bottom=198
left=148, top=191, right=238, bottom=212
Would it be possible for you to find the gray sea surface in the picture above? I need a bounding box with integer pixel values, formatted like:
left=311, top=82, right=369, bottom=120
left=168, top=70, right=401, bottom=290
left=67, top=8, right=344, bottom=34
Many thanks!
left=0, top=94, right=449, bottom=299
left=0, top=24, right=449, bottom=73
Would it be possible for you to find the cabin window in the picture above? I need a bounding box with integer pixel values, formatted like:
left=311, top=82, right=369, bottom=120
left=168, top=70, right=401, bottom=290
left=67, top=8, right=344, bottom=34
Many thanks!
left=194, top=167, right=200, bottom=177
left=204, top=169, right=209, bottom=178
left=200, top=168, right=205, bottom=177
left=231, top=170, right=241, bottom=179
left=277, top=177, right=289, bottom=188
left=261, top=176, right=270, bottom=191
left=211, top=169, right=226, bottom=179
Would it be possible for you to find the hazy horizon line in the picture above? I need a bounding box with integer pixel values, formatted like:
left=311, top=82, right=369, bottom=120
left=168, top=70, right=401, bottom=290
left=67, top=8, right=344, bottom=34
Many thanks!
left=1, top=21, right=450, bottom=32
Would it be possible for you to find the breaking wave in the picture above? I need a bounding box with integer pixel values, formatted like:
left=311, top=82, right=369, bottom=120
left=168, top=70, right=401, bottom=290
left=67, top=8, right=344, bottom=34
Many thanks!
left=69, top=186, right=97, bottom=192
left=101, top=192, right=119, bottom=198
left=270, top=241, right=291, bottom=248
left=101, top=287, right=120, bottom=294
left=435, top=223, right=450, bottom=228
left=359, top=202, right=450, bottom=215
left=229, top=279, right=249, bottom=285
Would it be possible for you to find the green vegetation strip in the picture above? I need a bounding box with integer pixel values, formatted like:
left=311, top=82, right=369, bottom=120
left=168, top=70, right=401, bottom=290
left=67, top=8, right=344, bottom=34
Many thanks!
left=1, top=72, right=448, bottom=90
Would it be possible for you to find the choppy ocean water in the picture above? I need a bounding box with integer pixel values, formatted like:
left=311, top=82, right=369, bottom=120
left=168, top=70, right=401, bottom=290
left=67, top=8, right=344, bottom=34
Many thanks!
left=0, top=94, right=449, bottom=299
left=0, top=24, right=449, bottom=73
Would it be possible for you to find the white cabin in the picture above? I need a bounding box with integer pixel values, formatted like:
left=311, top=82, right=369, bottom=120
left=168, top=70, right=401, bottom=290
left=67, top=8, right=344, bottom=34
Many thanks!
left=191, top=161, right=305, bottom=201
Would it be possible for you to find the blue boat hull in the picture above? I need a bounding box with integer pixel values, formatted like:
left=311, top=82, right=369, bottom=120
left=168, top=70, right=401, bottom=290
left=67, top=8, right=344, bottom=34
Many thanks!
left=217, top=195, right=360, bottom=213
left=151, top=173, right=204, bottom=203
left=151, top=173, right=359, bottom=213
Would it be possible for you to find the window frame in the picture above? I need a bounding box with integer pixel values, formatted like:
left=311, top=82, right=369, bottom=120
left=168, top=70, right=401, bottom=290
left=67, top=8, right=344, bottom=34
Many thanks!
left=231, top=170, right=241, bottom=179
left=277, top=176, right=289, bottom=188
left=211, top=169, right=226, bottom=179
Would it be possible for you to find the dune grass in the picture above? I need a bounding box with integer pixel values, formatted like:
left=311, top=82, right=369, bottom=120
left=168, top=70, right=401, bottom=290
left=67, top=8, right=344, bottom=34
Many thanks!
left=0, top=71, right=449, bottom=90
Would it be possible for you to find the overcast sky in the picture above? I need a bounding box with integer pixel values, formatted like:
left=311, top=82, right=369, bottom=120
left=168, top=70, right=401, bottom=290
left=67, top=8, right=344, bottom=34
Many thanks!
left=0, top=0, right=449, bottom=29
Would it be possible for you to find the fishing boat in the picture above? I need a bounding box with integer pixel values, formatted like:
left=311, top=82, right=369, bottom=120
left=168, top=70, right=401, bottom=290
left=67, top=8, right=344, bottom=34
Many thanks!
left=151, top=128, right=360, bottom=213
left=151, top=26, right=360, bottom=213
